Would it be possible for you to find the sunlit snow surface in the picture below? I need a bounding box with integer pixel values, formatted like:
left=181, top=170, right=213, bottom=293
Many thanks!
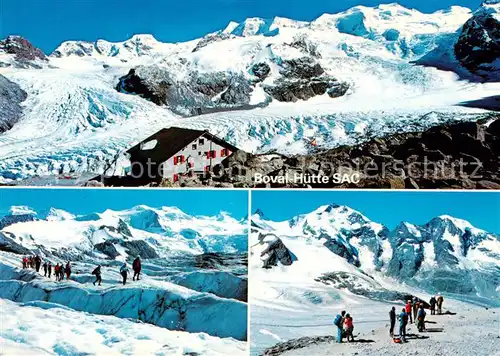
left=1, top=4, right=499, bottom=182
left=0, top=299, right=246, bottom=356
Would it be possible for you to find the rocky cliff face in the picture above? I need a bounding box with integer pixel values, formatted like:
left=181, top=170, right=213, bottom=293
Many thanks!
left=116, top=65, right=255, bottom=115
left=252, top=206, right=500, bottom=297
left=180, top=115, right=499, bottom=189
left=0, top=36, right=47, bottom=68
left=454, top=1, right=500, bottom=80
left=0, top=75, right=28, bottom=133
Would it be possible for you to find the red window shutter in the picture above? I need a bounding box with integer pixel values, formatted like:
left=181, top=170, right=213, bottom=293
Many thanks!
left=204, top=165, right=210, bottom=172
left=181, top=155, right=185, bottom=163
left=173, top=174, right=179, bottom=182
left=173, top=157, right=178, bottom=165
left=212, top=150, right=216, bottom=158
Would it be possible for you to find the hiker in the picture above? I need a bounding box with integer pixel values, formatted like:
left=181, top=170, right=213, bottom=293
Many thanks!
left=29, top=256, right=34, bottom=268
left=429, top=296, right=437, bottom=315
left=132, top=256, right=141, bottom=281
left=35, top=255, right=42, bottom=272
left=120, top=263, right=129, bottom=285
left=58, top=264, right=63, bottom=281
left=22, top=257, right=27, bottom=269
left=405, top=300, right=413, bottom=324
left=65, top=262, right=71, bottom=280
left=344, top=313, right=354, bottom=342
left=92, top=265, right=102, bottom=286
left=48, top=262, right=52, bottom=278
left=417, top=304, right=426, bottom=332
left=334, top=311, right=346, bottom=343
left=399, top=308, right=408, bottom=342
left=412, top=297, right=419, bottom=322
left=54, top=264, right=60, bottom=281
left=43, top=262, right=48, bottom=277
left=437, top=294, right=444, bottom=315
left=389, top=306, right=396, bottom=337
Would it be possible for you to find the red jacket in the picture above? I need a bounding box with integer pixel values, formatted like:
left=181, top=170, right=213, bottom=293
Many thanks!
left=405, top=303, right=412, bottom=313
left=132, top=258, right=141, bottom=272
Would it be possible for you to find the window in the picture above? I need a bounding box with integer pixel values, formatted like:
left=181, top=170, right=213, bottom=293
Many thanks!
left=192, top=144, right=197, bottom=150
left=198, top=151, right=202, bottom=156
left=199, top=138, right=205, bottom=145
left=204, top=165, right=211, bottom=172
left=221, top=148, right=230, bottom=157
left=206, top=151, right=216, bottom=159
left=173, top=155, right=185, bottom=165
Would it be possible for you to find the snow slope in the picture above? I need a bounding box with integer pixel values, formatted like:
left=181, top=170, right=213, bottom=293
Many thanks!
left=0, top=298, right=246, bottom=356
left=0, top=3, right=499, bottom=182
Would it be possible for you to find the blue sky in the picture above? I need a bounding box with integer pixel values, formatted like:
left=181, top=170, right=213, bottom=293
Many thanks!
left=1, top=0, right=482, bottom=53
left=0, top=189, right=249, bottom=219
left=252, top=191, right=500, bottom=233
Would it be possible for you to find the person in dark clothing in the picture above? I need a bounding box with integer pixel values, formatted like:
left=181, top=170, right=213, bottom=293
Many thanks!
left=429, top=296, right=437, bottom=315
left=417, top=304, right=426, bottom=332
left=65, top=262, right=71, bottom=280
left=48, top=263, right=52, bottom=278
left=120, top=263, right=129, bottom=285
left=389, top=306, right=396, bottom=337
left=92, top=265, right=102, bottom=286
left=132, top=256, right=141, bottom=281
left=412, top=298, right=419, bottom=323
left=43, top=262, right=48, bottom=277
left=60, top=265, right=65, bottom=281
left=35, top=255, right=42, bottom=272
left=22, top=257, right=27, bottom=269
left=54, top=264, right=60, bottom=281
left=399, top=308, right=408, bottom=342
left=437, top=294, right=444, bottom=315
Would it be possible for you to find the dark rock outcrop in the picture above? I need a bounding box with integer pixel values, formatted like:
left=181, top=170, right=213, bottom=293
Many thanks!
left=116, top=66, right=254, bottom=115
left=251, top=62, right=271, bottom=81
left=0, top=36, right=47, bottom=68
left=93, top=241, right=120, bottom=259
left=0, top=75, right=28, bottom=133
left=263, top=57, right=349, bottom=102
left=0, top=214, right=36, bottom=230
left=258, top=233, right=297, bottom=268
left=204, top=115, right=500, bottom=189
left=454, top=3, right=500, bottom=80
left=0, top=232, right=32, bottom=255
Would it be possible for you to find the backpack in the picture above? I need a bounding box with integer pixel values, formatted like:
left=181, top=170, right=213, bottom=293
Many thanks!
left=334, top=314, right=342, bottom=327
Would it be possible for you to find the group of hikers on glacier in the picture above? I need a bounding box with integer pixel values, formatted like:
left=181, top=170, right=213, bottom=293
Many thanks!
left=334, top=295, right=445, bottom=344
left=21, top=255, right=143, bottom=286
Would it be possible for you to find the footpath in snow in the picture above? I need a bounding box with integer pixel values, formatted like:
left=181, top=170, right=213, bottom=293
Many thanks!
left=259, top=307, right=499, bottom=356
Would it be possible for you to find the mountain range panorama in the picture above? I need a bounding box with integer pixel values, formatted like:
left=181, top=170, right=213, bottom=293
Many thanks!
left=0, top=2, right=499, bottom=184
left=252, top=203, right=500, bottom=297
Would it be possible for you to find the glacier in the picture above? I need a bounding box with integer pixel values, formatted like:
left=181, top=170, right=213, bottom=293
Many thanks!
left=0, top=205, right=248, bottom=354
left=0, top=3, right=499, bottom=183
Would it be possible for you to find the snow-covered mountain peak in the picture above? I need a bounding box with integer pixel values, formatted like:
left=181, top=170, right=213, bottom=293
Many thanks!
left=8, top=206, right=37, bottom=216
left=43, top=207, right=75, bottom=221
left=222, top=21, right=240, bottom=34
